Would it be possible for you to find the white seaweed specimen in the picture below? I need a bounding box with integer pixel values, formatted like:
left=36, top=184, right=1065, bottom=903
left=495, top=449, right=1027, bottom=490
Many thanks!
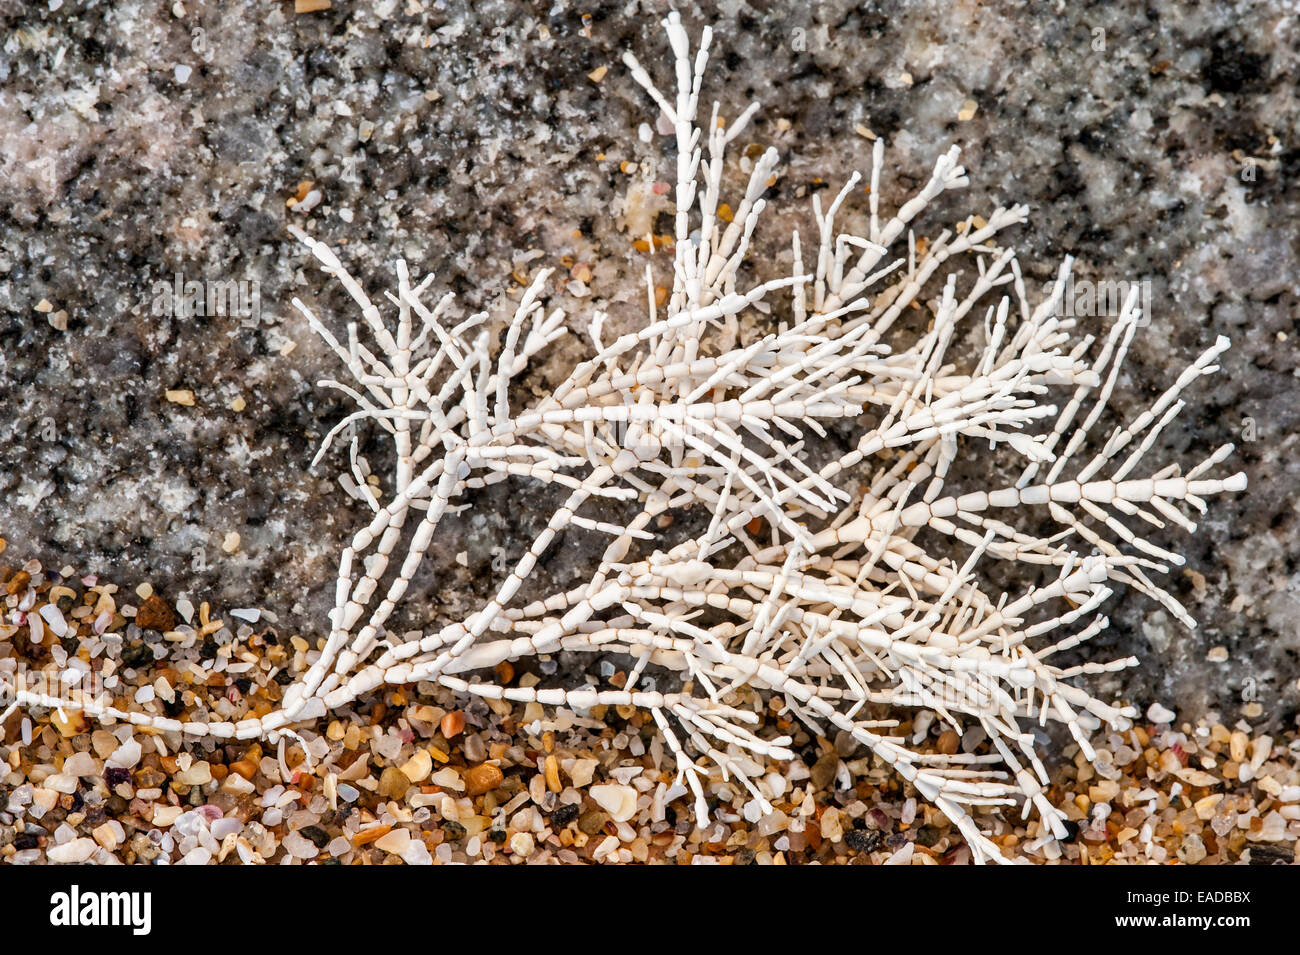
left=3, top=13, right=1245, bottom=863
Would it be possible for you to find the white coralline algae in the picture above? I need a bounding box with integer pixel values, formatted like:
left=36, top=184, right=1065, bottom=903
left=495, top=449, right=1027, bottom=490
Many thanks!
left=5, top=14, right=1244, bottom=863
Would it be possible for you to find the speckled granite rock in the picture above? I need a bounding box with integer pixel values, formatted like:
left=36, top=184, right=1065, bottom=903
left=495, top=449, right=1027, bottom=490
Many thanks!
left=0, top=1, right=1296, bottom=724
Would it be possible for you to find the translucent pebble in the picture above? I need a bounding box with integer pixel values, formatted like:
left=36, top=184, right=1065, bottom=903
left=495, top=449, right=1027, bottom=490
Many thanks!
left=281, top=830, right=318, bottom=860
left=336, top=783, right=360, bottom=803
left=210, top=818, right=242, bottom=841
left=373, top=732, right=403, bottom=760
left=403, top=840, right=433, bottom=865
left=180, top=846, right=212, bottom=865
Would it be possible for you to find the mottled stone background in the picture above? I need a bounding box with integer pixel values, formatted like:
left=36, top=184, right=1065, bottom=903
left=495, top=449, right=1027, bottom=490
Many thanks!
left=0, top=1, right=1296, bottom=728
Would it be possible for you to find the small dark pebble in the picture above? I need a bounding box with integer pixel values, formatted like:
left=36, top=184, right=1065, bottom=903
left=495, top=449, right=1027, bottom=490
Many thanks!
left=300, top=825, right=331, bottom=849
left=120, top=642, right=153, bottom=668
left=105, top=767, right=130, bottom=787
left=14, top=833, right=39, bottom=851
left=914, top=826, right=940, bottom=847
left=488, top=828, right=508, bottom=844
left=551, top=803, right=580, bottom=827
left=845, top=829, right=883, bottom=853
left=273, top=668, right=295, bottom=686
left=734, top=847, right=757, bottom=864
left=1059, top=820, right=1080, bottom=842
left=440, top=820, right=467, bottom=841
left=106, top=794, right=130, bottom=816
left=1248, top=844, right=1294, bottom=865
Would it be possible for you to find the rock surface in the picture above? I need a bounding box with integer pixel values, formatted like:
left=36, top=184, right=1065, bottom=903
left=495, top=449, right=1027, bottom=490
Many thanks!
left=0, top=1, right=1296, bottom=724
